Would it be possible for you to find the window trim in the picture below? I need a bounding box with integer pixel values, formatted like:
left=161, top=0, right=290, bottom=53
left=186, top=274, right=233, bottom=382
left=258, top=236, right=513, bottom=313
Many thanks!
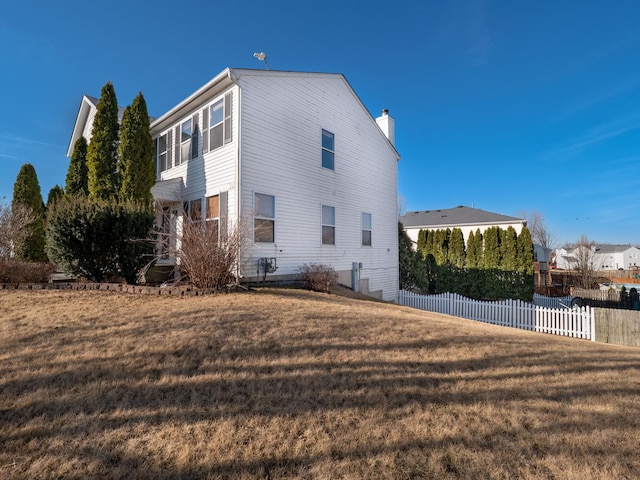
left=178, top=118, right=192, bottom=165
left=184, top=198, right=202, bottom=223
left=321, top=129, right=335, bottom=170
left=254, top=192, right=275, bottom=243
left=157, top=134, right=167, bottom=173
left=322, top=204, right=336, bottom=245
left=362, top=212, right=372, bottom=247
left=207, top=92, right=233, bottom=152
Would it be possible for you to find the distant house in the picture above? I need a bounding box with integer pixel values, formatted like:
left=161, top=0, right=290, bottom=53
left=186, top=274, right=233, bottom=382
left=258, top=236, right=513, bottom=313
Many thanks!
left=555, top=244, right=640, bottom=271
left=400, top=205, right=526, bottom=245
left=68, top=68, right=400, bottom=301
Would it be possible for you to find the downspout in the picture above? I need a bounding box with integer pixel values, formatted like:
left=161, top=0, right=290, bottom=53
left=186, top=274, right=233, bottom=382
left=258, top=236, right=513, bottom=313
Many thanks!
left=229, top=69, right=242, bottom=278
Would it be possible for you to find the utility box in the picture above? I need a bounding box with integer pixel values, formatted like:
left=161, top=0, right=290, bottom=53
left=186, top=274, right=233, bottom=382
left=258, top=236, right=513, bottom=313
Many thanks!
left=352, top=262, right=361, bottom=292
left=259, top=257, right=277, bottom=274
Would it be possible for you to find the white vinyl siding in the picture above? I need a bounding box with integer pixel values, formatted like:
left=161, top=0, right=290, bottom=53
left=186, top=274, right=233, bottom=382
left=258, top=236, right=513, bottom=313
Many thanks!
left=239, top=72, right=399, bottom=300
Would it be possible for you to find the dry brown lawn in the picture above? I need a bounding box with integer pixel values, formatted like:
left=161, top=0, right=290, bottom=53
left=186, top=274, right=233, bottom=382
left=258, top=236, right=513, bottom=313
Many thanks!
left=1, top=287, right=639, bottom=479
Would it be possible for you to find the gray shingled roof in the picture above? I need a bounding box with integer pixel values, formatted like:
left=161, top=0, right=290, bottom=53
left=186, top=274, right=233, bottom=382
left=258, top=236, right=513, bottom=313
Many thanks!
left=595, top=244, right=636, bottom=254
left=400, top=206, right=525, bottom=228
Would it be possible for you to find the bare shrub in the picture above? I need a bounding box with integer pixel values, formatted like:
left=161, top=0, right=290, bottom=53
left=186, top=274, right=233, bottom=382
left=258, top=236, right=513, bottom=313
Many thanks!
left=298, top=263, right=339, bottom=293
left=0, top=259, right=55, bottom=284
left=0, top=200, right=36, bottom=260
left=156, top=208, right=250, bottom=289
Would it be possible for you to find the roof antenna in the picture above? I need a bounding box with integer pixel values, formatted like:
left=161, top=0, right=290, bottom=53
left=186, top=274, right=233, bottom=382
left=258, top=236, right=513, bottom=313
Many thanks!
left=253, top=52, right=271, bottom=70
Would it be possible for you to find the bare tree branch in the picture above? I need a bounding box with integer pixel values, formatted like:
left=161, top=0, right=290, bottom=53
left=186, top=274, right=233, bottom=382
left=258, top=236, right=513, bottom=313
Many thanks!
left=0, top=200, right=36, bottom=261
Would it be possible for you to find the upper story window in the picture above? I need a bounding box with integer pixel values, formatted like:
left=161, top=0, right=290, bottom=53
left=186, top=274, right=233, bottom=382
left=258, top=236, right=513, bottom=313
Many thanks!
left=205, top=92, right=233, bottom=152
left=179, top=119, right=192, bottom=165
left=322, top=129, right=335, bottom=170
left=362, top=213, right=372, bottom=246
left=322, top=205, right=335, bottom=245
left=254, top=193, right=275, bottom=243
left=157, top=134, right=168, bottom=172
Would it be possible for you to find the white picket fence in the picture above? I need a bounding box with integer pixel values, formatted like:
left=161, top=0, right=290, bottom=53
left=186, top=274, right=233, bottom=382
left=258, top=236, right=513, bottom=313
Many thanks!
left=398, top=290, right=595, bottom=340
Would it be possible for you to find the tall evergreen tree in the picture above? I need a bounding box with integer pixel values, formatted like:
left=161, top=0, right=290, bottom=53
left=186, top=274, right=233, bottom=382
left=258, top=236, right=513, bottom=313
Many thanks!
left=474, top=228, right=484, bottom=269
left=12, top=163, right=46, bottom=261
left=66, top=136, right=89, bottom=197
left=417, top=229, right=428, bottom=259
left=87, top=82, right=119, bottom=201
left=425, top=228, right=435, bottom=259
left=449, top=227, right=466, bottom=268
left=483, top=226, right=501, bottom=269
left=118, top=92, right=155, bottom=204
left=517, top=226, right=534, bottom=275
left=467, top=230, right=478, bottom=268
left=46, top=185, right=65, bottom=211
left=500, top=226, right=518, bottom=271
left=398, top=222, right=427, bottom=290
left=433, top=229, right=449, bottom=265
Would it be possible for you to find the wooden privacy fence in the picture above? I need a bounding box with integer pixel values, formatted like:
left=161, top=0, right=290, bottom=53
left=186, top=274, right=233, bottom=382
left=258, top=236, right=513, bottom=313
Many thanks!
left=399, top=290, right=595, bottom=340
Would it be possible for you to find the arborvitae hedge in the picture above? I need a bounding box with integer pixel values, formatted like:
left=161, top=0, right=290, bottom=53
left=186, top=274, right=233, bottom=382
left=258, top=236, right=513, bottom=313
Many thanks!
left=399, top=222, right=428, bottom=290
left=500, top=226, right=518, bottom=271
left=406, top=225, right=534, bottom=301
left=66, top=136, right=89, bottom=197
left=12, top=163, right=47, bottom=262
left=46, top=196, right=154, bottom=283
left=46, top=185, right=65, bottom=211
left=483, top=226, right=501, bottom=269
left=118, top=92, right=155, bottom=204
left=87, top=82, right=119, bottom=201
left=417, top=229, right=427, bottom=259
left=449, top=227, right=466, bottom=268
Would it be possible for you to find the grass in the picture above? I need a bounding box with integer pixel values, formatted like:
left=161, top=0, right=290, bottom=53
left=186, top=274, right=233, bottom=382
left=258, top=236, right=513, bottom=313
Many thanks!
left=1, top=287, right=639, bottom=479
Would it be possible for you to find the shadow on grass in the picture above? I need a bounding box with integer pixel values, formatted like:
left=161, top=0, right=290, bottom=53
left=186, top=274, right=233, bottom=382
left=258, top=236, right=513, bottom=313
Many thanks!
left=2, top=296, right=640, bottom=478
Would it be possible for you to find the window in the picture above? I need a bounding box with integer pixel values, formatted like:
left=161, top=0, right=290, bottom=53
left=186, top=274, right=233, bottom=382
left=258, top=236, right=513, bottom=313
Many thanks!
left=362, top=213, right=372, bottom=246
left=157, top=206, right=177, bottom=260
left=179, top=119, right=192, bottom=165
left=254, top=193, right=275, bottom=243
left=206, top=194, right=220, bottom=237
left=157, top=134, right=167, bottom=172
left=322, top=205, right=335, bottom=245
left=208, top=92, right=232, bottom=151
left=189, top=199, right=202, bottom=222
left=322, top=129, right=335, bottom=170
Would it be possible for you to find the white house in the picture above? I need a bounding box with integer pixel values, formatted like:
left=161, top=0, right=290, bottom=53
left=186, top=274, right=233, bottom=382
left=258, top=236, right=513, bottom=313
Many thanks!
left=68, top=68, right=400, bottom=301
left=556, top=244, right=640, bottom=271
left=400, top=206, right=526, bottom=245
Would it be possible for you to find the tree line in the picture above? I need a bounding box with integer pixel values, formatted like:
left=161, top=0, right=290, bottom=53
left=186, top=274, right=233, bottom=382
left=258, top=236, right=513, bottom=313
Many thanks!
left=400, top=224, right=534, bottom=301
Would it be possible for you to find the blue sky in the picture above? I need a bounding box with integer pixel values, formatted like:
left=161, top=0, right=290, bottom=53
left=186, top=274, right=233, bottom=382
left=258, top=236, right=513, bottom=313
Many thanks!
left=1, top=0, right=639, bottom=247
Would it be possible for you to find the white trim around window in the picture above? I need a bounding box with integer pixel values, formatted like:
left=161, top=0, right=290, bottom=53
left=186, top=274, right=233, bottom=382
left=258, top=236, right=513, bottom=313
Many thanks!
left=322, top=204, right=335, bottom=245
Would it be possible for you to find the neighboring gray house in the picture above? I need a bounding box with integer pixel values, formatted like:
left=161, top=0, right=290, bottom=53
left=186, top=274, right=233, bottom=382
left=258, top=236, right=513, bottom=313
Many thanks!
left=400, top=206, right=526, bottom=245
left=68, top=68, right=400, bottom=301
